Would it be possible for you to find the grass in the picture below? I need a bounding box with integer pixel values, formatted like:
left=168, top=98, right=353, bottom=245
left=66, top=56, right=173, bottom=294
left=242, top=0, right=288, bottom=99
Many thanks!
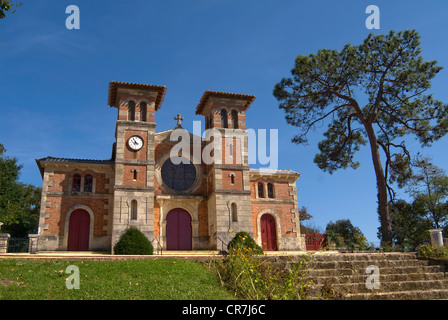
left=0, top=258, right=235, bottom=300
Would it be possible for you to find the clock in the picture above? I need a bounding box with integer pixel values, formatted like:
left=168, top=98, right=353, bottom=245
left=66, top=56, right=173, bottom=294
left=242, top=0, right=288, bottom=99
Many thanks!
left=127, top=135, right=144, bottom=151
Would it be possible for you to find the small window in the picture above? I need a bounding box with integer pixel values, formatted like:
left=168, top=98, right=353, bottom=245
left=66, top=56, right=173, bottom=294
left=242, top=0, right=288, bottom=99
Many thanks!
left=231, top=110, right=238, bottom=129
left=140, top=102, right=147, bottom=122
left=128, top=101, right=135, bottom=121
left=72, top=174, right=81, bottom=192
left=230, top=173, right=235, bottom=185
left=221, top=109, right=228, bottom=128
left=131, top=200, right=137, bottom=220
left=267, top=183, right=274, bottom=198
left=231, top=203, right=238, bottom=222
left=258, top=182, right=265, bottom=198
left=133, top=169, right=138, bottom=181
left=84, top=175, right=93, bottom=192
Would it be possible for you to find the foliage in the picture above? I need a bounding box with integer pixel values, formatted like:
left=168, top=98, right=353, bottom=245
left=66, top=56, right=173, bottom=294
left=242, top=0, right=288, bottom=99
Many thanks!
left=406, top=155, right=448, bottom=229
left=227, top=232, right=263, bottom=255
left=325, top=219, right=370, bottom=250
left=113, top=227, right=153, bottom=255
left=0, top=144, right=41, bottom=237
left=0, top=0, right=21, bottom=19
left=210, top=248, right=311, bottom=300
left=417, top=243, right=448, bottom=261
left=388, top=199, right=434, bottom=250
left=273, top=30, right=448, bottom=244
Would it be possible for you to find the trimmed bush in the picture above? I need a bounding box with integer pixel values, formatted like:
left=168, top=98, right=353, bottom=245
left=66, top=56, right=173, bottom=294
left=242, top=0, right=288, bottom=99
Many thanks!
left=227, top=231, right=263, bottom=254
left=114, top=227, right=153, bottom=255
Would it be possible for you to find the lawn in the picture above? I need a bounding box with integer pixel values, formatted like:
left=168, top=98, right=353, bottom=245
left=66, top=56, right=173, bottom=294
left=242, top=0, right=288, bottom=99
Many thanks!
left=0, top=258, right=235, bottom=300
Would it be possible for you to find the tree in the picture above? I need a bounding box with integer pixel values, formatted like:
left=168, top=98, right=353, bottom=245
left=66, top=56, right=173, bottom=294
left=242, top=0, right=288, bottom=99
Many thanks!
left=0, top=144, right=41, bottom=236
left=388, top=200, right=433, bottom=250
left=273, top=30, right=448, bottom=245
left=0, top=0, right=21, bottom=19
left=325, top=219, right=369, bottom=250
left=406, top=155, right=448, bottom=229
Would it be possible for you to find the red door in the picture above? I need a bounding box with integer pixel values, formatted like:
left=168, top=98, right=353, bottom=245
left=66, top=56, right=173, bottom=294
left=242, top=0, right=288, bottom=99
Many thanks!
left=166, top=208, right=192, bottom=250
left=261, top=214, right=278, bottom=251
left=67, top=209, right=90, bottom=251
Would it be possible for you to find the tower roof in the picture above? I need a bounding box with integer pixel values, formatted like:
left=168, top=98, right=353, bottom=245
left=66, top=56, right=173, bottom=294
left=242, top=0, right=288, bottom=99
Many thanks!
left=107, top=81, right=167, bottom=110
left=195, top=90, right=256, bottom=115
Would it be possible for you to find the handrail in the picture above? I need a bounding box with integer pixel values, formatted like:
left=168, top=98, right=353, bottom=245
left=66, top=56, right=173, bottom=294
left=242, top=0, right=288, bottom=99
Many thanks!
left=152, top=237, right=162, bottom=255
left=214, top=235, right=228, bottom=255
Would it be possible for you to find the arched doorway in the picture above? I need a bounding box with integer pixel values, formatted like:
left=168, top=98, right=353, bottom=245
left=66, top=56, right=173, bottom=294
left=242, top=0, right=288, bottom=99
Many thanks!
left=166, top=208, right=192, bottom=250
left=67, top=209, right=90, bottom=251
left=261, top=213, right=278, bottom=251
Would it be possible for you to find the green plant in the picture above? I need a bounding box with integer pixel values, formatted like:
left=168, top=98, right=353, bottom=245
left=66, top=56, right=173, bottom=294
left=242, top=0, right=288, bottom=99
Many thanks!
left=113, top=227, right=153, bottom=255
left=417, top=243, right=448, bottom=260
left=227, top=232, right=263, bottom=255
left=210, top=248, right=311, bottom=300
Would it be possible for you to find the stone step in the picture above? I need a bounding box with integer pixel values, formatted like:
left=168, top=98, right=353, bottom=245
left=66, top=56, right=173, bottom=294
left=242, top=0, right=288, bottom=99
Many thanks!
left=309, top=279, right=448, bottom=295
left=345, top=289, right=448, bottom=300
left=301, top=259, right=430, bottom=270
left=306, top=271, right=448, bottom=285
left=305, top=265, right=442, bottom=278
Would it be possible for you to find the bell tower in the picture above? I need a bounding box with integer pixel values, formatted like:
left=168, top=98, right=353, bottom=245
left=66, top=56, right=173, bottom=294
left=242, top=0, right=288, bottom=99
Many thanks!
left=108, top=81, right=167, bottom=250
left=196, top=90, right=256, bottom=248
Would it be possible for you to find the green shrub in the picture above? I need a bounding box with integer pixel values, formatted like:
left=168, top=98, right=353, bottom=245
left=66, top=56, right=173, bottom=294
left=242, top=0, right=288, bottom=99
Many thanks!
left=227, top=232, right=263, bottom=255
left=114, top=227, right=153, bottom=255
left=417, top=243, right=448, bottom=260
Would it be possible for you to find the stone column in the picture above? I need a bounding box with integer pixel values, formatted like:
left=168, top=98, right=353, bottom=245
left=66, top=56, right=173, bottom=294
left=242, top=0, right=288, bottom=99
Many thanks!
left=0, top=234, right=10, bottom=254
left=28, top=234, right=39, bottom=254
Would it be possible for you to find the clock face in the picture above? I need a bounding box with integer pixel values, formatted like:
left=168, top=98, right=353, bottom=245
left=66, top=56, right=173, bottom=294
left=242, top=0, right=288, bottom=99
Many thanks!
left=128, top=135, right=144, bottom=151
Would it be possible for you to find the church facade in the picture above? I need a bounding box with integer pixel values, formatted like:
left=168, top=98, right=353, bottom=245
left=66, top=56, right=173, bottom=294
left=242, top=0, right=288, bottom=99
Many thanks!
left=35, top=81, right=305, bottom=253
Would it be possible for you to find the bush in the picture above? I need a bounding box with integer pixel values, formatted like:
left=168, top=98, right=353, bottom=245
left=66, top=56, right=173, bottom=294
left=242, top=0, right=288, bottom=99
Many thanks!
left=227, top=232, right=263, bottom=255
left=114, top=227, right=153, bottom=255
left=417, top=243, right=448, bottom=260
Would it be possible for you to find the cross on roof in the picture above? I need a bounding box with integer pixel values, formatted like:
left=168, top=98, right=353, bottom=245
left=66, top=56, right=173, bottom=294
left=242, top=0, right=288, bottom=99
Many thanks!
left=174, top=114, right=184, bottom=128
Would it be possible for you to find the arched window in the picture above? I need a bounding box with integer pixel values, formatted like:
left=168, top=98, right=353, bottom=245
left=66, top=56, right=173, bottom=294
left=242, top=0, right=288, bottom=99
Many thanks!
left=131, top=200, right=138, bottom=220
left=72, top=174, right=81, bottom=192
left=221, top=109, right=228, bottom=128
left=128, top=101, right=135, bottom=121
left=267, top=183, right=275, bottom=198
left=84, top=175, right=93, bottom=192
left=231, top=110, right=238, bottom=129
left=230, top=173, right=235, bottom=185
left=139, top=102, right=147, bottom=122
left=258, top=182, right=265, bottom=198
left=231, top=203, right=238, bottom=222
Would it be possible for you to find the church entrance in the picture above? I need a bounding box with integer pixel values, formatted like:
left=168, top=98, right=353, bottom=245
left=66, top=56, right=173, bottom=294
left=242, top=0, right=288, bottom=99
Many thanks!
left=67, top=209, right=90, bottom=251
left=166, top=208, right=192, bottom=250
left=261, top=214, right=278, bottom=251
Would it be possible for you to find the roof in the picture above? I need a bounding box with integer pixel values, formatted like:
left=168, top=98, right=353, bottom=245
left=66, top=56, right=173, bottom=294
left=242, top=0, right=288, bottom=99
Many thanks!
left=249, top=168, right=301, bottom=181
left=195, top=90, right=256, bottom=115
left=107, top=81, right=167, bottom=110
left=35, top=156, right=114, bottom=178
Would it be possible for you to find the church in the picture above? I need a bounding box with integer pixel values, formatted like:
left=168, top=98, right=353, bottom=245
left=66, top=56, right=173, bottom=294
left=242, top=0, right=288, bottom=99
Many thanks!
left=35, top=81, right=305, bottom=253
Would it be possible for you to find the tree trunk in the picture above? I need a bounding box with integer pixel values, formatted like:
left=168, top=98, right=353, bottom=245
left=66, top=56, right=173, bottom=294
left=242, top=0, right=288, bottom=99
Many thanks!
left=364, top=123, right=392, bottom=245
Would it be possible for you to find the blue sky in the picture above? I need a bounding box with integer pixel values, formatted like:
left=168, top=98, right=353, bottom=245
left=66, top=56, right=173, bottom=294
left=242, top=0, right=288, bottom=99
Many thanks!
left=1, top=0, right=447, bottom=245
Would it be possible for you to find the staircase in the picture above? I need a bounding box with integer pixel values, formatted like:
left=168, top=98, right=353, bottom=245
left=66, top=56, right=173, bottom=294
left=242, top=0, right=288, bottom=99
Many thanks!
left=280, top=252, right=448, bottom=300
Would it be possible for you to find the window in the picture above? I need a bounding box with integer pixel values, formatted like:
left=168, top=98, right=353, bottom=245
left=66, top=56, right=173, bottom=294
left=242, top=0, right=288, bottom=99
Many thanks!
left=132, top=169, right=138, bottom=181
left=139, top=102, right=147, bottom=122
left=72, top=174, right=81, bottom=192
left=267, top=183, right=275, bottom=198
left=161, top=157, right=197, bottom=191
left=231, top=203, right=238, bottom=222
left=258, top=182, right=265, bottom=198
left=131, top=200, right=137, bottom=220
left=230, top=173, right=235, bottom=185
left=84, top=175, right=93, bottom=192
left=128, top=101, right=135, bottom=121
left=221, top=109, right=228, bottom=128
left=231, top=110, right=238, bottom=129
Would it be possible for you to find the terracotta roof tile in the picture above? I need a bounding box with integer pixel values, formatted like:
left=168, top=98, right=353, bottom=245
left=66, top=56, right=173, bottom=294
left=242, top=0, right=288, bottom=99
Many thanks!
left=107, top=81, right=167, bottom=110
